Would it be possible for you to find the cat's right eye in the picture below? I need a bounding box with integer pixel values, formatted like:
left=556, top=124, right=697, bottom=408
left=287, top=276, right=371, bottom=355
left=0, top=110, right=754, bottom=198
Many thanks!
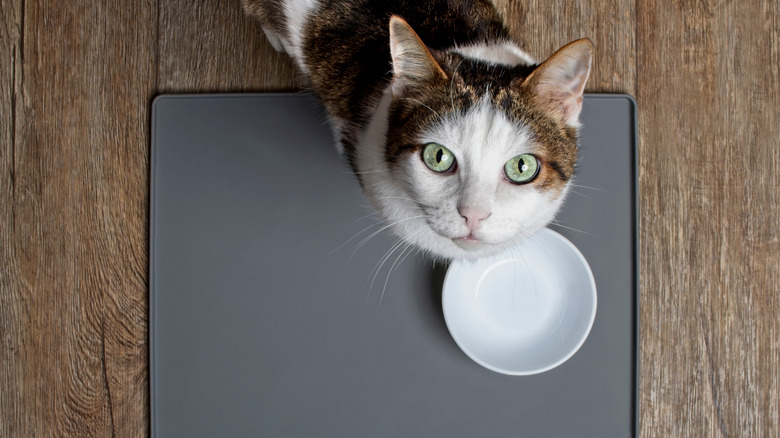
left=422, top=143, right=456, bottom=173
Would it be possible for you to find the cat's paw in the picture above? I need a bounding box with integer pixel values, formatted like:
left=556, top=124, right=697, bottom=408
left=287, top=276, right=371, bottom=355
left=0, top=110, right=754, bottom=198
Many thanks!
left=262, top=26, right=288, bottom=54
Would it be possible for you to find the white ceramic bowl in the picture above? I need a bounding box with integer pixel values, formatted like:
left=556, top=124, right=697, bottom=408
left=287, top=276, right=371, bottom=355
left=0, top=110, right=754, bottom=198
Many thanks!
left=443, top=228, right=597, bottom=376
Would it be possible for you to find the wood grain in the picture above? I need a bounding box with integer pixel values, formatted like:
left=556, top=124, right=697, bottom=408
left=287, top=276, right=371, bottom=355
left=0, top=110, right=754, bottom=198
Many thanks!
left=157, top=0, right=301, bottom=92
left=1, top=0, right=156, bottom=435
left=1, top=0, right=778, bottom=436
left=1, top=0, right=23, bottom=433
left=638, top=1, right=780, bottom=436
left=499, top=0, right=636, bottom=93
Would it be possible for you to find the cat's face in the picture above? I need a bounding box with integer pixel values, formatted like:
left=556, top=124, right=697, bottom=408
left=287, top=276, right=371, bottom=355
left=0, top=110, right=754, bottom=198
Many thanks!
left=389, top=99, right=571, bottom=259
left=356, top=17, right=591, bottom=260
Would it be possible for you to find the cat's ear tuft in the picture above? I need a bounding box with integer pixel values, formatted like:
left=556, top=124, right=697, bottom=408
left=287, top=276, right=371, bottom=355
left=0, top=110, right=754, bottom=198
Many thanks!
left=389, top=16, right=448, bottom=98
left=522, top=39, right=593, bottom=127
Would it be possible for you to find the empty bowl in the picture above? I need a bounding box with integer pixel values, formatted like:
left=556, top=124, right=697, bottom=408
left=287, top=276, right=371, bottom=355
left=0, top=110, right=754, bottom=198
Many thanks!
left=442, top=228, right=597, bottom=376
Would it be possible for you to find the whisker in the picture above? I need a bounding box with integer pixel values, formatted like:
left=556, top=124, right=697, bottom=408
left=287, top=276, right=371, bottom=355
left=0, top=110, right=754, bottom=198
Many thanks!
left=374, top=226, right=428, bottom=310
left=397, top=96, right=442, bottom=120
left=377, top=244, right=413, bottom=311
left=359, top=201, right=378, bottom=210
left=330, top=218, right=386, bottom=255
left=449, top=57, right=467, bottom=109
left=567, top=188, right=595, bottom=201
left=568, top=183, right=607, bottom=192
left=512, top=229, right=540, bottom=305
left=347, top=170, right=384, bottom=175
left=549, top=220, right=599, bottom=237
left=365, top=237, right=408, bottom=307
left=341, top=210, right=381, bottom=227
left=374, top=195, right=417, bottom=203
left=509, top=245, right=522, bottom=314
left=349, top=214, right=429, bottom=260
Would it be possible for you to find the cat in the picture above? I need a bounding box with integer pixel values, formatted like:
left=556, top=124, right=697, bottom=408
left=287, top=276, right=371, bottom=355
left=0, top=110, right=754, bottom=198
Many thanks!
left=241, top=0, right=592, bottom=260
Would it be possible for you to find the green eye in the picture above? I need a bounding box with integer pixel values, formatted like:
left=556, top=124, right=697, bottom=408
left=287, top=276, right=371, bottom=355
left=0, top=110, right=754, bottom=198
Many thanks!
left=504, top=154, right=540, bottom=184
left=422, top=143, right=456, bottom=173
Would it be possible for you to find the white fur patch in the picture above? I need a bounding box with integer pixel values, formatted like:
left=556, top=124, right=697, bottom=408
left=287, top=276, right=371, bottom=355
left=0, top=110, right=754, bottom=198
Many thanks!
left=356, top=91, right=568, bottom=260
left=282, top=0, right=321, bottom=74
left=451, top=41, right=536, bottom=66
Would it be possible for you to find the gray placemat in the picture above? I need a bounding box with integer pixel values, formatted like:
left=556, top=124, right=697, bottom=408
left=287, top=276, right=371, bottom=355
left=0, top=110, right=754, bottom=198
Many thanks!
left=150, top=93, right=638, bottom=437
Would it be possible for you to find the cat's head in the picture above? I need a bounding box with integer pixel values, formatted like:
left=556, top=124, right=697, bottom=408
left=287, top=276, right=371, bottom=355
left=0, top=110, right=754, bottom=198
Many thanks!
left=357, top=16, right=592, bottom=260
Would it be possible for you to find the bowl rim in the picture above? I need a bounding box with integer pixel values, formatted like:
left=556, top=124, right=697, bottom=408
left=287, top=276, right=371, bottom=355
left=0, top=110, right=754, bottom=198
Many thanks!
left=442, top=227, right=598, bottom=376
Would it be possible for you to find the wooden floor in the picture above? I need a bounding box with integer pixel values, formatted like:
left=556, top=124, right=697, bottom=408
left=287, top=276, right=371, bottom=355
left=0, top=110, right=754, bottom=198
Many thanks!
left=1, top=0, right=778, bottom=436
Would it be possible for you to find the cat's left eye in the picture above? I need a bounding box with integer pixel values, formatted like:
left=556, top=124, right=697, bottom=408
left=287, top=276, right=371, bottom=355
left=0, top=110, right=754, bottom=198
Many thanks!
left=504, top=154, right=540, bottom=184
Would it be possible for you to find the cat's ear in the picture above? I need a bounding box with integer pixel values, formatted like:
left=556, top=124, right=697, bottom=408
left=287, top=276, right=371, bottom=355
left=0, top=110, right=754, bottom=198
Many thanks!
left=389, top=16, right=448, bottom=98
left=522, top=39, right=593, bottom=127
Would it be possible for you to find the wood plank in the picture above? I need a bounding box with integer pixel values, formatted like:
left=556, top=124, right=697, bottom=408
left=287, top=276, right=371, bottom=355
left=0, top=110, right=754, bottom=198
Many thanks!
left=0, top=0, right=157, bottom=435
left=637, top=1, right=780, bottom=436
left=157, top=0, right=301, bottom=92
left=0, top=0, right=25, bottom=434
left=499, top=0, right=636, bottom=93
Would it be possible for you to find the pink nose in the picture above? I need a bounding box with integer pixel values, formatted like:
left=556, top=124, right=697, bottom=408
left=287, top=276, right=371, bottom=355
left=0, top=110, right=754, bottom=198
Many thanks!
left=458, top=207, right=491, bottom=233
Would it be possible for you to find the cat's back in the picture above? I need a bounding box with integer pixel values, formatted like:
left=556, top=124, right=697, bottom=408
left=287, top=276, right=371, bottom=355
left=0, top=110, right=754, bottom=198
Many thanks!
left=244, top=0, right=511, bottom=124
left=244, top=0, right=510, bottom=63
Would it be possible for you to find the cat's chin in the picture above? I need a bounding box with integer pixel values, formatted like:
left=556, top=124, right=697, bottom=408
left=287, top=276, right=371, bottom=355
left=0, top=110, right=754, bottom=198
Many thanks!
left=452, top=236, right=490, bottom=251
left=442, top=240, right=513, bottom=261
left=450, top=243, right=502, bottom=260
left=411, top=230, right=521, bottom=261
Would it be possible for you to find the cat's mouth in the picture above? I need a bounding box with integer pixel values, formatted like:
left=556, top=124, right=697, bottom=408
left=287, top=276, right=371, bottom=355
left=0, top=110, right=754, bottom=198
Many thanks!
left=420, top=214, right=498, bottom=253
left=452, top=234, right=490, bottom=250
